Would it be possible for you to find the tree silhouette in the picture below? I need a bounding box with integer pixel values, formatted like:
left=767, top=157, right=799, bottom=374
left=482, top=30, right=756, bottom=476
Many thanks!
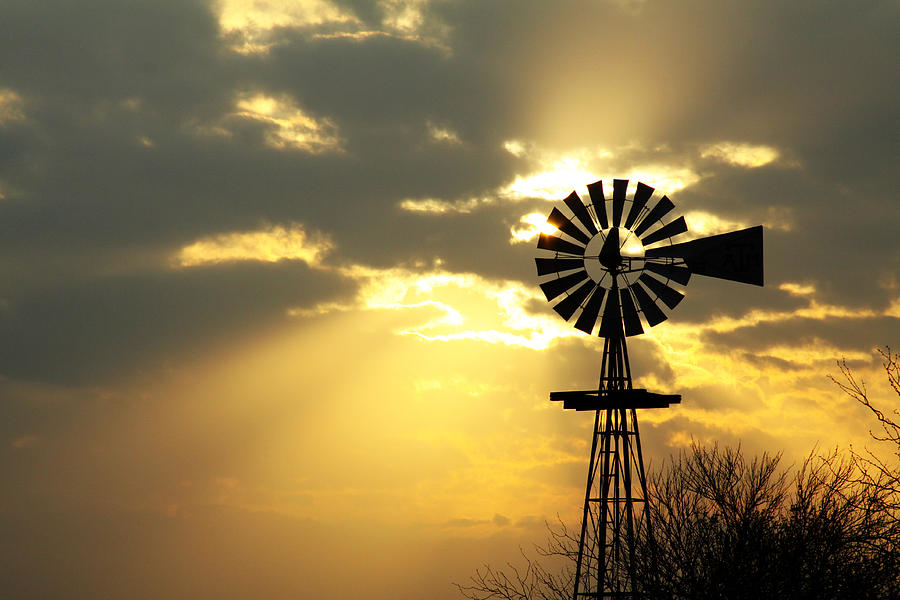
left=634, top=445, right=899, bottom=599
left=459, top=344, right=900, bottom=600
left=831, top=347, right=900, bottom=508
left=459, top=445, right=900, bottom=600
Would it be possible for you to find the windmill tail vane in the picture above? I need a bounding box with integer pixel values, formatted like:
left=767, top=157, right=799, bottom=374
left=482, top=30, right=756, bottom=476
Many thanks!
left=534, top=178, right=763, bottom=599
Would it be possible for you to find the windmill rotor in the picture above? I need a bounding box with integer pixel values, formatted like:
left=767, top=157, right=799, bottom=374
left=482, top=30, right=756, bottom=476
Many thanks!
left=535, top=179, right=763, bottom=337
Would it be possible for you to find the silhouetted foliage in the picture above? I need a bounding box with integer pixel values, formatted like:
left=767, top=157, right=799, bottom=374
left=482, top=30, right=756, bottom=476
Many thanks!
left=459, top=349, right=900, bottom=599
left=455, top=538, right=572, bottom=600
left=460, top=446, right=900, bottom=600
left=634, top=446, right=900, bottom=599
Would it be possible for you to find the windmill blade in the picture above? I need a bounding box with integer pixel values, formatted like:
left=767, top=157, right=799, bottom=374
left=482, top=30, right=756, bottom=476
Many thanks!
left=612, top=179, right=628, bottom=227
left=563, top=191, right=598, bottom=236
left=540, top=270, right=590, bottom=301
left=547, top=207, right=592, bottom=245
left=620, top=288, right=644, bottom=336
left=640, top=216, right=688, bottom=246
left=553, top=280, right=597, bottom=321
left=624, top=182, right=654, bottom=229
left=630, top=281, right=668, bottom=327
left=537, top=232, right=585, bottom=256
left=643, top=261, right=691, bottom=285
left=587, top=181, right=609, bottom=230
left=633, top=195, right=675, bottom=237
left=638, top=273, right=685, bottom=310
left=644, top=225, right=764, bottom=286
left=598, top=286, right=623, bottom=338
left=574, top=286, right=606, bottom=334
left=535, top=257, right=584, bottom=276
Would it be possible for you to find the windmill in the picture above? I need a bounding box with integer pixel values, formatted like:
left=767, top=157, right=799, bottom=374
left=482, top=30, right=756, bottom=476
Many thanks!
left=535, top=179, right=763, bottom=599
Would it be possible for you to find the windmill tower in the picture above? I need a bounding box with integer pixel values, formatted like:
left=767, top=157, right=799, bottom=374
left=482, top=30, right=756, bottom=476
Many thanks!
left=535, top=179, right=763, bottom=599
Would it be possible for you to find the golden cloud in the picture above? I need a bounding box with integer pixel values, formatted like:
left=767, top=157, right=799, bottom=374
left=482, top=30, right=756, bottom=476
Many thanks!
left=292, top=263, right=581, bottom=350
left=217, top=0, right=361, bottom=54
left=0, top=88, right=26, bottom=124
left=234, top=93, right=343, bottom=153
left=217, top=0, right=446, bottom=54
left=779, top=282, right=817, bottom=297
left=398, top=197, right=486, bottom=214
left=174, top=223, right=334, bottom=268
left=682, top=211, right=748, bottom=238
left=401, top=141, right=702, bottom=216
left=427, top=121, right=462, bottom=145
left=509, top=212, right=558, bottom=243
left=700, top=141, right=780, bottom=168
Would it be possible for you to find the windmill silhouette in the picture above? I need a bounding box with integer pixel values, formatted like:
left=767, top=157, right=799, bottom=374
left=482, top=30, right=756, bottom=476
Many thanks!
left=535, top=179, right=763, bottom=599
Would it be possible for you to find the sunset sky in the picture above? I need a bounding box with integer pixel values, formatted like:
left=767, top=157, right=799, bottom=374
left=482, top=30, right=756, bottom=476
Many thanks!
left=1, top=1, right=898, bottom=598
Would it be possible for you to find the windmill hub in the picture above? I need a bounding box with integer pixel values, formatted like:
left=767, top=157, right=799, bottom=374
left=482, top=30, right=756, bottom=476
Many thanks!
left=598, top=227, right=623, bottom=270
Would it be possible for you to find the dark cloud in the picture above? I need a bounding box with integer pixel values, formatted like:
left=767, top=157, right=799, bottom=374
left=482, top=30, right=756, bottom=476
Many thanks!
left=0, top=0, right=895, bottom=392
left=702, top=315, right=900, bottom=357
left=0, top=0, right=226, bottom=110
left=0, top=262, right=351, bottom=383
left=1, top=5, right=896, bottom=599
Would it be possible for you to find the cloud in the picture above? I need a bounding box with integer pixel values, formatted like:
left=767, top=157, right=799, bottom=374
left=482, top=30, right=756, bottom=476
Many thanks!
left=0, top=88, right=26, bottom=124
left=398, top=196, right=485, bottom=214
left=232, top=93, right=343, bottom=152
left=218, top=0, right=362, bottom=54
left=779, top=282, right=816, bottom=298
left=175, top=223, right=334, bottom=267
left=681, top=211, right=750, bottom=238
left=293, top=261, right=581, bottom=350
left=426, top=121, right=462, bottom=145
left=700, top=142, right=780, bottom=168
left=0, top=1, right=897, bottom=597
left=398, top=142, right=702, bottom=216
left=509, top=212, right=557, bottom=244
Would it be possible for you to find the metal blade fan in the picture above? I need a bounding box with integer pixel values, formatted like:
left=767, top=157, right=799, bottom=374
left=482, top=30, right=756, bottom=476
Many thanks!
left=535, top=179, right=763, bottom=337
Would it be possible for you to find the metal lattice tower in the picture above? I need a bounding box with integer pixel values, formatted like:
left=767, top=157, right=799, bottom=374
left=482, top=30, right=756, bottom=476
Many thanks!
left=535, top=179, right=764, bottom=599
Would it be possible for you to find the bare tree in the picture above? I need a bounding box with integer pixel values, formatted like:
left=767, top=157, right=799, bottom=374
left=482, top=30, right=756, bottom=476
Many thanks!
left=459, top=349, right=900, bottom=600
left=830, top=346, right=900, bottom=504
left=455, top=519, right=573, bottom=600
left=459, top=445, right=900, bottom=600
left=636, top=445, right=900, bottom=599
left=634, top=444, right=787, bottom=599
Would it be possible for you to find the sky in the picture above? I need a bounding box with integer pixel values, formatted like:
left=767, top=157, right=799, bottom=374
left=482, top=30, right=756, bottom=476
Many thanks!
left=0, top=0, right=898, bottom=598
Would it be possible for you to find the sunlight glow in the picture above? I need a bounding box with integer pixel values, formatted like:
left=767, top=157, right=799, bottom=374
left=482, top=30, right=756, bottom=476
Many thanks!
left=293, top=263, right=581, bottom=350
left=503, top=156, right=598, bottom=201
left=623, top=166, right=700, bottom=195
left=175, top=223, right=334, bottom=267
left=400, top=141, right=703, bottom=215
left=700, top=142, right=780, bottom=168
left=509, top=212, right=557, bottom=243
left=621, top=239, right=644, bottom=256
